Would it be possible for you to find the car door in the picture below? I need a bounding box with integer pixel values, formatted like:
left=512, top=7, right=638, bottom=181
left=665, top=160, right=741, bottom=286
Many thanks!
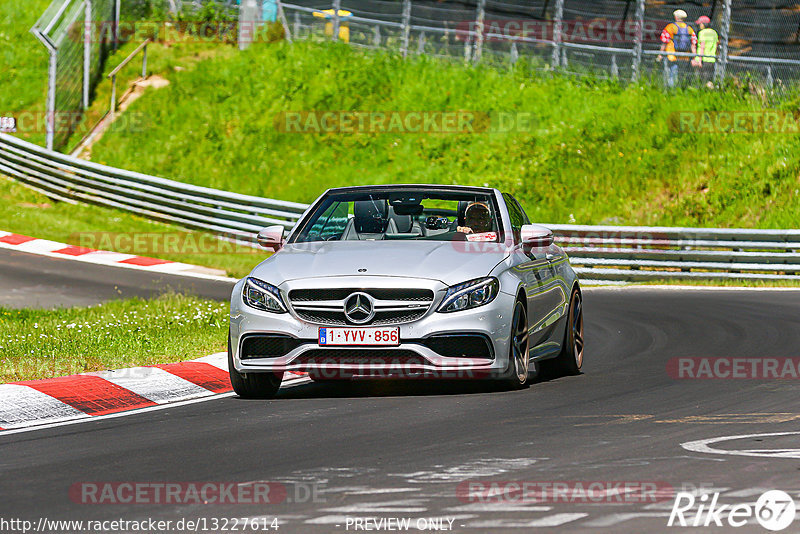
left=504, top=194, right=567, bottom=348
left=503, top=194, right=550, bottom=347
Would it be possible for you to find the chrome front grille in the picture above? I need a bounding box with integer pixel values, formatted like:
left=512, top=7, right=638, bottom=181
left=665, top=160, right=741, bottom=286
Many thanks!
left=288, top=288, right=434, bottom=326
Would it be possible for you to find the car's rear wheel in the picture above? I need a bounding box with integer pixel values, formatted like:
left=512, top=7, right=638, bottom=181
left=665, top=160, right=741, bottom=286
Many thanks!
left=549, top=287, right=584, bottom=376
left=228, top=332, right=283, bottom=398
left=501, top=300, right=530, bottom=388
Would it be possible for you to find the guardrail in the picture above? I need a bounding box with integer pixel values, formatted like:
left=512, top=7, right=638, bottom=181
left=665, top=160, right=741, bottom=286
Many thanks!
left=2, top=132, right=799, bottom=282
left=548, top=224, right=800, bottom=282
left=0, top=133, right=307, bottom=242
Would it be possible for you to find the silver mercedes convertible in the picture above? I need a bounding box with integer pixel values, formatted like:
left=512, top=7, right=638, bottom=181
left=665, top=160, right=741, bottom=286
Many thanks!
left=228, top=184, right=583, bottom=398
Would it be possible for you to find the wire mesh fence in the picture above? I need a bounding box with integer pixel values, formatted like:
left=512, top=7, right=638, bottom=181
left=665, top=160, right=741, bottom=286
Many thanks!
left=268, top=0, right=800, bottom=92
left=32, top=0, right=118, bottom=150
left=30, top=0, right=240, bottom=152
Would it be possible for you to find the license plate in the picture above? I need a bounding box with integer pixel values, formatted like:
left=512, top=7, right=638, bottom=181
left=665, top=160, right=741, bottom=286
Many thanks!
left=318, top=327, right=399, bottom=346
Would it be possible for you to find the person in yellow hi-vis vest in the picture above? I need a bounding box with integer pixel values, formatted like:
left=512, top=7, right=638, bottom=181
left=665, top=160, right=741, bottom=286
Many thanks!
left=692, top=15, right=718, bottom=86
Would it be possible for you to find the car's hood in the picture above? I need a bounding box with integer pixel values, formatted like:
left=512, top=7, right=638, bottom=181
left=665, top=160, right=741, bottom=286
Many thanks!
left=250, top=240, right=511, bottom=286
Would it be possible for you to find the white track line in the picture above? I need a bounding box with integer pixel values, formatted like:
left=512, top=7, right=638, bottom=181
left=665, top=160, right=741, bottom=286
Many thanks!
left=682, top=431, right=800, bottom=458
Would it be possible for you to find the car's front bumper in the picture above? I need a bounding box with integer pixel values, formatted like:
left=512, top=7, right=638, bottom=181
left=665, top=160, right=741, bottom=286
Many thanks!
left=229, top=276, right=517, bottom=379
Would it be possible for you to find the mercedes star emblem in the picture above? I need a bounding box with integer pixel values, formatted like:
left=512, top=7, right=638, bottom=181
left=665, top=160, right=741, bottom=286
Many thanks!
left=343, top=292, right=375, bottom=324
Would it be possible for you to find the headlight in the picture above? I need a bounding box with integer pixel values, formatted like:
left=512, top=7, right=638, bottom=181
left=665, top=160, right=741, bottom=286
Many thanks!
left=438, top=277, right=499, bottom=313
left=242, top=277, right=287, bottom=313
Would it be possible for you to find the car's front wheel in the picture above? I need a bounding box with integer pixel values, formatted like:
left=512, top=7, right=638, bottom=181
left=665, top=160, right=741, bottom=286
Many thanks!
left=500, top=299, right=530, bottom=388
left=228, top=332, right=283, bottom=398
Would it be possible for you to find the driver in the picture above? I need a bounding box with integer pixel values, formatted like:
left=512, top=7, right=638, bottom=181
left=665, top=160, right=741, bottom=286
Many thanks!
left=457, top=201, right=492, bottom=234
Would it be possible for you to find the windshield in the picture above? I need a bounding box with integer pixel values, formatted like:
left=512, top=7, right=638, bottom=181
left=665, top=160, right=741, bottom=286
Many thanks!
left=290, top=189, right=503, bottom=244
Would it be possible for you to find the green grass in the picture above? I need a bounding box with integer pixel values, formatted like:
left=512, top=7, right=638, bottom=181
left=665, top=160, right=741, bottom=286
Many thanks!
left=0, top=293, right=227, bottom=383
left=0, top=0, right=52, bottom=146
left=83, top=40, right=800, bottom=229
left=0, top=176, right=267, bottom=278
left=63, top=39, right=239, bottom=152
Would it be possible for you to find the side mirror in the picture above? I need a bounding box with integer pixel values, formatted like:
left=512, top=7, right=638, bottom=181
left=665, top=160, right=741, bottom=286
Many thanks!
left=257, top=225, right=285, bottom=251
left=520, top=224, right=554, bottom=248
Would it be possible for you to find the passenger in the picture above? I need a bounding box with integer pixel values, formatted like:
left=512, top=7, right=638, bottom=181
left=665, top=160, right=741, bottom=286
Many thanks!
left=457, top=202, right=492, bottom=234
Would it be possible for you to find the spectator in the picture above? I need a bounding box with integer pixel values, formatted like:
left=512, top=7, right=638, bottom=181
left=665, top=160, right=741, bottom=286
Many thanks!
left=692, top=15, right=718, bottom=86
left=657, top=9, right=697, bottom=88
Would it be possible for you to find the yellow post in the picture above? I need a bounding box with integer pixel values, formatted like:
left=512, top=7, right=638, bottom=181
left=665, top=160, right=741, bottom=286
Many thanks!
left=313, top=9, right=352, bottom=43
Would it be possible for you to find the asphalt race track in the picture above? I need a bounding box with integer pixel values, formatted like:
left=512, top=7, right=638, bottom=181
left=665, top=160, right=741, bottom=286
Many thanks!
left=0, top=248, right=234, bottom=308
left=2, top=251, right=800, bottom=532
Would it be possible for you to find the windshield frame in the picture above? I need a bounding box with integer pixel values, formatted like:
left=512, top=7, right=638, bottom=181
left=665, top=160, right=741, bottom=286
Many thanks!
left=287, top=187, right=506, bottom=245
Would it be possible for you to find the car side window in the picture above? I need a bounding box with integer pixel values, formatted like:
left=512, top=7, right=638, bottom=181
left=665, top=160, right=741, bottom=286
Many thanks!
left=503, top=193, right=525, bottom=243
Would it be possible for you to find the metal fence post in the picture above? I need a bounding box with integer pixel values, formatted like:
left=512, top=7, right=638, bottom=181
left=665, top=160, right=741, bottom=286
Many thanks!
left=110, top=74, right=117, bottom=118
left=400, top=0, right=411, bottom=58
left=717, top=0, right=731, bottom=85
left=83, top=0, right=91, bottom=109
left=551, top=0, right=564, bottom=68
left=631, top=0, right=644, bottom=82
left=46, top=49, right=57, bottom=150
left=473, top=0, right=486, bottom=63
left=238, top=0, right=257, bottom=50
left=114, top=0, right=120, bottom=51
left=331, top=0, right=341, bottom=41
left=30, top=27, right=56, bottom=150
left=276, top=0, right=292, bottom=42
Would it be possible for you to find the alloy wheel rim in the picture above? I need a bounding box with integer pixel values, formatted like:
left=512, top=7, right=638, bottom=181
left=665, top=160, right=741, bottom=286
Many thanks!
left=512, top=302, right=529, bottom=382
left=572, top=294, right=584, bottom=368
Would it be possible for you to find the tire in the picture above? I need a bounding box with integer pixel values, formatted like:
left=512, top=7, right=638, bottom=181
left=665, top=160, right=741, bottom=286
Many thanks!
left=228, top=332, right=283, bottom=399
left=500, top=299, right=530, bottom=388
left=549, top=287, right=584, bottom=376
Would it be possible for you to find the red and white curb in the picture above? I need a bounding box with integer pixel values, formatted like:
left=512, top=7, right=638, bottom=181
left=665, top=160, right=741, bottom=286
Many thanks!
left=0, top=353, right=309, bottom=432
left=0, top=230, right=235, bottom=282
